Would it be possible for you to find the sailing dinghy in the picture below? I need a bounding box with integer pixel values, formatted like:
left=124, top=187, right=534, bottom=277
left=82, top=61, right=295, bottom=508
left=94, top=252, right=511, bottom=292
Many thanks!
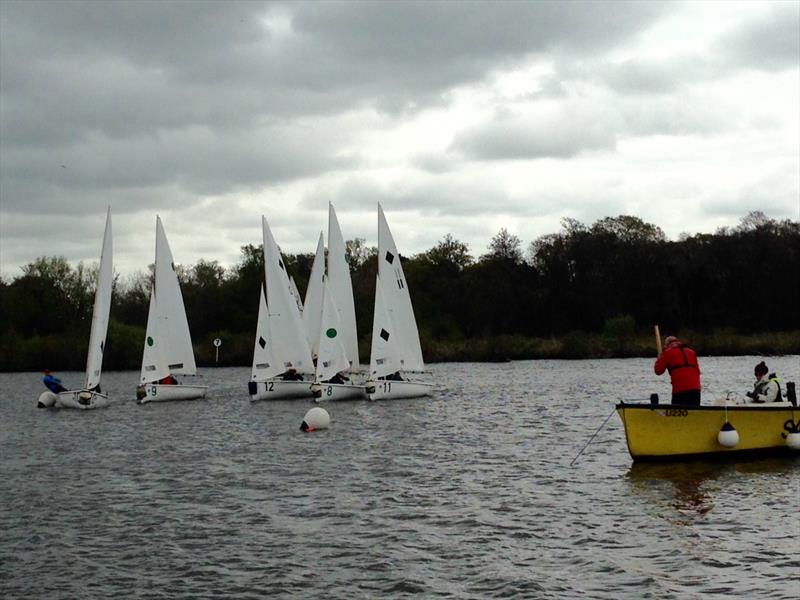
left=366, top=205, right=434, bottom=400
left=136, top=217, right=207, bottom=403
left=248, top=216, right=314, bottom=401
left=311, top=204, right=367, bottom=401
left=39, top=208, right=114, bottom=410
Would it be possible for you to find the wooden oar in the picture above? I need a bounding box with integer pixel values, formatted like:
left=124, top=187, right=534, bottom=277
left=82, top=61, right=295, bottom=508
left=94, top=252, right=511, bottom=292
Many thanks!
left=654, top=325, right=662, bottom=355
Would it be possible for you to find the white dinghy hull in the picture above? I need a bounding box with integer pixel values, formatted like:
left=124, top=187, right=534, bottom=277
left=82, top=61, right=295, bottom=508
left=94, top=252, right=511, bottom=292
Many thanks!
left=367, top=380, right=434, bottom=401
left=312, top=382, right=368, bottom=401
left=249, top=380, right=313, bottom=401
left=57, top=390, right=114, bottom=410
left=137, top=384, right=207, bottom=404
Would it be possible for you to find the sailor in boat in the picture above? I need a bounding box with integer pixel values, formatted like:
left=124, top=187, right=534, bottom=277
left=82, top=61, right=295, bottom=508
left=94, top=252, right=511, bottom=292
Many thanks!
left=158, top=375, right=178, bottom=385
left=280, top=368, right=304, bottom=381
left=323, top=371, right=349, bottom=385
left=379, top=371, right=404, bottom=381
left=42, top=369, right=67, bottom=393
left=654, top=335, right=701, bottom=406
left=746, top=361, right=782, bottom=403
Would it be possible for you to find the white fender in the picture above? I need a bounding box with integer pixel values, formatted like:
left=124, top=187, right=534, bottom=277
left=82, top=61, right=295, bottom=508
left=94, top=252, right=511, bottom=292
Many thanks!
left=717, top=422, right=739, bottom=448
left=786, top=432, right=800, bottom=451
left=38, top=391, right=58, bottom=408
left=301, top=407, right=330, bottom=432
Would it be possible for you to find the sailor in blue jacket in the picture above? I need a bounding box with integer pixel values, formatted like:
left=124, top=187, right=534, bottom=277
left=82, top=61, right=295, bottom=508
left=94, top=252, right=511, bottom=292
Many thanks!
left=43, top=370, right=67, bottom=393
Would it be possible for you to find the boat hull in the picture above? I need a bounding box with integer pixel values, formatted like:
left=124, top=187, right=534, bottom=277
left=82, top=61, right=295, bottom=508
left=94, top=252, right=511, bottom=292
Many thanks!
left=56, top=390, right=112, bottom=410
left=367, top=379, right=434, bottom=401
left=249, top=379, right=313, bottom=401
left=312, top=382, right=367, bottom=401
left=138, top=384, right=207, bottom=404
left=616, top=402, right=800, bottom=461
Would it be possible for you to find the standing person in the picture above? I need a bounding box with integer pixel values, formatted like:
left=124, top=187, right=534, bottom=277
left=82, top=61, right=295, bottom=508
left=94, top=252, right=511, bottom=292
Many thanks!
left=654, top=335, right=702, bottom=406
left=746, top=361, right=782, bottom=403
left=42, top=369, right=67, bottom=393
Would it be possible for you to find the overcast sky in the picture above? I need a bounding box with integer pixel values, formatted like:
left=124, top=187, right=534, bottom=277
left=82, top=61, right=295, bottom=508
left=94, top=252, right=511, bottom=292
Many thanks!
left=1, top=0, right=798, bottom=279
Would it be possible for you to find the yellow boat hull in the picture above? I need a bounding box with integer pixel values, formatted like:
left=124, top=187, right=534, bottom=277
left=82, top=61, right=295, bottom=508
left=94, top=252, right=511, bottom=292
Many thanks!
left=616, top=402, right=800, bottom=461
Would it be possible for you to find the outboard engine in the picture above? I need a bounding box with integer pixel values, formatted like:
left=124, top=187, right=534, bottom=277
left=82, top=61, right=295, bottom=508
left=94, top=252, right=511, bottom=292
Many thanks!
left=786, top=381, right=796, bottom=407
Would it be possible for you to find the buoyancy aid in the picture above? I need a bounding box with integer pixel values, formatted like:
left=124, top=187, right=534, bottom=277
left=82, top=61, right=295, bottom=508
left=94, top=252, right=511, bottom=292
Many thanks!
left=752, top=373, right=782, bottom=402
left=654, top=342, right=701, bottom=393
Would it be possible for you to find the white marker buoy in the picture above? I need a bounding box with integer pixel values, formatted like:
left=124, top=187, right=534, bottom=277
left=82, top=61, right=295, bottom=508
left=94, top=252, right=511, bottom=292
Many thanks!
left=301, top=407, right=330, bottom=432
left=717, top=422, right=739, bottom=448
left=786, top=432, right=800, bottom=451
left=37, top=391, right=57, bottom=408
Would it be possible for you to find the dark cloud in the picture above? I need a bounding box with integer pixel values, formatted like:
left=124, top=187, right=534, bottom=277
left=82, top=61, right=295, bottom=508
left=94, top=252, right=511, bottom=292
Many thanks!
left=0, top=1, right=796, bottom=277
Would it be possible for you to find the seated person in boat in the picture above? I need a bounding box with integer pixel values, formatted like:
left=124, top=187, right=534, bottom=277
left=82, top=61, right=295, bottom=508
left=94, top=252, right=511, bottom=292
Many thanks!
left=746, top=361, right=782, bottom=403
left=379, top=371, right=404, bottom=381
left=281, top=368, right=304, bottom=381
left=158, top=374, right=178, bottom=385
left=324, top=371, right=349, bottom=385
left=42, top=369, right=67, bottom=393
left=654, top=335, right=701, bottom=406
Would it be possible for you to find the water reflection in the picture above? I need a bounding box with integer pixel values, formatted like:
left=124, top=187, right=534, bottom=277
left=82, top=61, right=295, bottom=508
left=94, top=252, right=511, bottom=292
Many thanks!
left=625, top=457, right=800, bottom=520
left=626, top=462, right=725, bottom=517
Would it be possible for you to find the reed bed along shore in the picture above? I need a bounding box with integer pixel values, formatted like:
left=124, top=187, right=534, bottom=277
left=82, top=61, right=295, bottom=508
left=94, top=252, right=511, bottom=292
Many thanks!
left=3, top=327, right=798, bottom=372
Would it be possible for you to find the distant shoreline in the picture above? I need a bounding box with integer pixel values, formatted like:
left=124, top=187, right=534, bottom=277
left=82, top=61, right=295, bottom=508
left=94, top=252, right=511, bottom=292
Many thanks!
left=4, top=329, right=798, bottom=372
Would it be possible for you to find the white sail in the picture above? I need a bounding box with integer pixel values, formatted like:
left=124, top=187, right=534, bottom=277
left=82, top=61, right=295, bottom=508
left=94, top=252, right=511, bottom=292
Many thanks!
left=251, top=285, right=280, bottom=380
left=327, top=203, right=360, bottom=371
left=140, top=291, right=169, bottom=383
left=85, top=207, right=113, bottom=390
left=302, top=231, right=325, bottom=357
left=262, top=216, right=313, bottom=373
left=377, top=204, right=425, bottom=371
left=369, top=276, right=402, bottom=378
left=140, top=217, right=197, bottom=383
left=289, top=276, right=304, bottom=315
left=315, top=278, right=351, bottom=382
left=154, top=217, right=197, bottom=375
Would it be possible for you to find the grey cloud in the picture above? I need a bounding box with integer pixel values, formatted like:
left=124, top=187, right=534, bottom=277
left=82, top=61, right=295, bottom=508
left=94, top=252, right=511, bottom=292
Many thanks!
left=409, top=153, right=456, bottom=174
left=0, top=0, right=667, bottom=217
left=716, top=3, right=800, bottom=71
left=451, top=107, right=620, bottom=160
left=1, top=122, right=356, bottom=215
left=700, top=164, right=800, bottom=219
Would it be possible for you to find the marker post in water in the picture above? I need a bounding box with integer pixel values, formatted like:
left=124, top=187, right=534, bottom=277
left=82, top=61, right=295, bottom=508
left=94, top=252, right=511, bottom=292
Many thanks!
left=213, top=338, right=222, bottom=366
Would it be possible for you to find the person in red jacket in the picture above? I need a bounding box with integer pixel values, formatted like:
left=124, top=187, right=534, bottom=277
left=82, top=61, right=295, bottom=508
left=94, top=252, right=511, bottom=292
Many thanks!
left=654, top=335, right=701, bottom=405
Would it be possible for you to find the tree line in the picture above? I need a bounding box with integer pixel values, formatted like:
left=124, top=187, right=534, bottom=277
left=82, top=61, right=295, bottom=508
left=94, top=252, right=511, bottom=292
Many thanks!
left=1, top=211, right=798, bottom=371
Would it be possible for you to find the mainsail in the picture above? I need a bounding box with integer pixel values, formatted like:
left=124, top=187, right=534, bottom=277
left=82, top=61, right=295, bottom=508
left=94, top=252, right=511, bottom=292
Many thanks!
left=376, top=204, right=425, bottom=371
left=85, top=207, right=113, bottom=390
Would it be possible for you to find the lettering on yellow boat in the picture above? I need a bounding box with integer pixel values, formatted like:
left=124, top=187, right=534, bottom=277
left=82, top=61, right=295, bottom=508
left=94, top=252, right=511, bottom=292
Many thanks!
left=656, top=408, right=689, bottom=417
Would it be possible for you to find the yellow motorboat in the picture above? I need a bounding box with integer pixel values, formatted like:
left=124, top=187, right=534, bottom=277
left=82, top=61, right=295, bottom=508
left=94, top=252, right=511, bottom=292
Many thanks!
left=616, top=400, right=800, bottom=461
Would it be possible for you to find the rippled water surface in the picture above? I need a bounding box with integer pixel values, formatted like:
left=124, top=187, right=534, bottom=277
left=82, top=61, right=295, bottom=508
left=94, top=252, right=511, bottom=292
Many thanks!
left=2, top=357, right=799, bottom=599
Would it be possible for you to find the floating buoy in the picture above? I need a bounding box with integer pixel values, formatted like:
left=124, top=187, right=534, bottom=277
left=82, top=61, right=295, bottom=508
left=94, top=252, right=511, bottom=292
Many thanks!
left=301, top=407, right=330, bottom=432
left=37, top=391, right=58, bottom=408
left=717, top=422, right=739, bottom=448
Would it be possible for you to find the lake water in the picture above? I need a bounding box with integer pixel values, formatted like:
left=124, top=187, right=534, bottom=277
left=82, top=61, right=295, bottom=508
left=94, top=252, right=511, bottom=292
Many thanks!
left=1, top=357, right=799, bottom=599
